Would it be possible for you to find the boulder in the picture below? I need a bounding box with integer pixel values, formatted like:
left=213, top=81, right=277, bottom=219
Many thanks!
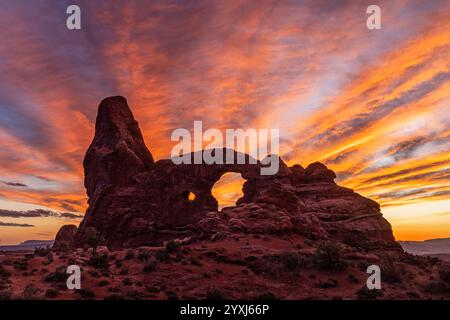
left=53, top=225, right=78, bottom=250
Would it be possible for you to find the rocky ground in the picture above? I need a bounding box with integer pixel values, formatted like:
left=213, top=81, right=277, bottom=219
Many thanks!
left=1, top=232, right=449, bottom=300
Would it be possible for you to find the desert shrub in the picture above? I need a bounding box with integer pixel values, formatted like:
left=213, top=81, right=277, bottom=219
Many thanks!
left=381, top=258, right=403, bottom=283
left=426, top=256, right=440, bottom=265
left=45, top=267, right=67, bottom=283
left=406, top=291, right=421, bottom=299
left=34, top=246, right=52, bottom=257
left=104, top=294, right=125, bottom=300
left=439, top=268, right=450, bottom=284
left=165, top=290, right=178, bottom=300
left=0, top=289, right=12, bottom=300
left=22, top=284, right=38, bottom=300
left=88, top=253, right=109, bottom=270
left=280, top=252, right=299, bottom=271
left=56, top=243, right=69, bottom=252
left=247, top=261, right=264, bottom=274
left=317, top=278, right=338, bottom=288
left=424, top=281, right=450, bottom=294
left=146, top=286, right=160, bottom=293
left=115, top=260, right=123, bottom=268
left=206, top=287, right=224, bottom=300
left=85, top=230, right=100, bottom=255
left=246, top=258, right=271, bottom=276
left=155, top=249, right=170, bottom=262
left=347, top=274, right=359, bottom=283
left=143, top=260, right=158, bottom=273
left=190, top=258, right=202, bottom=266
left=313, top=242, right=346, bottom=270
left=45, top=288, right=59, bottom=298
left=166, top=240, right=180, bottom=253
left=13, top=259, right=28, bottom=271
left=98, top=280, right=110, bottom=287
left=119, top=267, right=129, bottom=275
left=89, top=270, right=101, bottom=278
left=76, top=289, right=96, bottom=299
left=0, top=264, right=11, bottom=278
left=256, top=292, right=278, bottom=300
left=401, top=253, right=429, bottom=268
left=138, top=250, right=151, bottom=262
left=356, top=286, right=383, bottom=300
left=343, top=233, right=371, bottom=250
left=126, top=290, right=145, bottom=300
left=125, top=249, right=135, bottom=260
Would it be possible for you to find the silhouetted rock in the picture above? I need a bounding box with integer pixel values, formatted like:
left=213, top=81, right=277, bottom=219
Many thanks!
left=74, top=96, right=400, bottom=251
left=305, top=162, right=336, bottom=183
left=83, top=96, right=154, bottom=199
left=53, top=225, right=78, bottom=250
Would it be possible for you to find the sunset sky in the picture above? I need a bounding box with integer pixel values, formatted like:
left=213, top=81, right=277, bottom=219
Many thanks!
left=0, top=0, right=449, bottom=244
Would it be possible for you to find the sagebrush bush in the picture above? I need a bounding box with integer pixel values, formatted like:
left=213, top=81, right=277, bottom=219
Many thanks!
left=45, top=267, right=67, bottom=283
left=124, top=249, right=135, bottom=260
left=356, top=286, right=383, bottom=300
left=143, top=260, right=158, bottom=273
left=256, top=292, right=278, bottom=300
left=439, top=268, right=450, bottom=284
left=382, top=258, right=403, bottom=283
left=88, top=253, right=109, bottom=270
left=313, top=242, right=346, bottom=270
left=0, top=289, right=12, bottom=300
left=166, top=240, right=180, bottom=253
left=76, top=289, right=96, bottom=299
left=0, top=264, right=11, bottom=278
left=424, top=281, right=450, bottom=294
left=343, top=233, right=370, bottom=250
left=98, top=280, right=110, bottom=287
left=206, top=287, right=224, bottom=300
left=13, top=259, right=28, bottom=271
left=45, top=288, right=59, bottom=298
left=104, top=294, right=125, bottom=300
left=155, top=249, right=170, bottom=262
left=138, top=250, right=151, bottom=262
left=34, top=246, right=52, bottom=257
left=22, top=284, right=38, bottom=300
left=280, top=252, right=299, bottom=271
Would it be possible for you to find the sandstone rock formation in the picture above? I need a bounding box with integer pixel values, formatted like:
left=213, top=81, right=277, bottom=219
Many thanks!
left=72, top=96, right=400, bottom=250
left=53, top=224, right=78, bottom=250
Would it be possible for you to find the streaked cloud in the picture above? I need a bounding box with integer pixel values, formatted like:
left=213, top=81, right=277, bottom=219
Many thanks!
left=0, top=208, right=83, bottom=219
left=0, top=221, right=34, bottom=227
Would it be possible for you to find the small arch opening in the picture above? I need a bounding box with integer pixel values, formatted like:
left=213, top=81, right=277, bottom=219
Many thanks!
left=211, top=172, right=246, bottom=210
left=181, top=191, right=196, bottom=202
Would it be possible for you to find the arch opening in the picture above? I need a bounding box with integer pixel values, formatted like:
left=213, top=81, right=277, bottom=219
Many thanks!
left=211, top=172, right=246, bottom=210
left=181, top=190, right=196, bottom=202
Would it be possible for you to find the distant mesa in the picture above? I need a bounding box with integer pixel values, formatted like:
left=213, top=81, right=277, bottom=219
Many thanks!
left=400, top=238, right=450, bottom=261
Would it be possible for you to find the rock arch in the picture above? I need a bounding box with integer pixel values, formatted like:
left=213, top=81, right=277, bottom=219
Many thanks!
left=211, top=172, right=246, bottom=210
left=73, top=96, right=399, bottom=251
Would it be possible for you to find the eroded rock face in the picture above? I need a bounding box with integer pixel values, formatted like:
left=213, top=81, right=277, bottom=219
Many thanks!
left=53, top=225, right=78, bottom=250
left=72, top=96, right=400, bottom=250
